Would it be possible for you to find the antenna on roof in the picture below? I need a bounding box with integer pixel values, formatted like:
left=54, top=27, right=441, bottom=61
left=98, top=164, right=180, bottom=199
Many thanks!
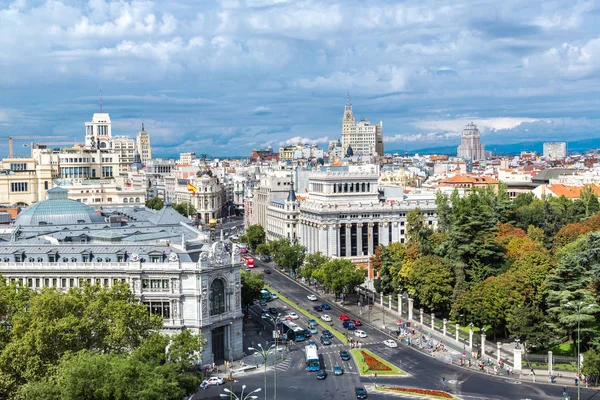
left=99, top=87, right=103, bottom=112
left=346, top=91, right=351, bottom=107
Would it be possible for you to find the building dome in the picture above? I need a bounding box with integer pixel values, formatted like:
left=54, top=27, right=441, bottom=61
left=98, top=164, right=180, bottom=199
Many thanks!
left=196, top=156, right=213, bottom=178
left=15, top=187, right=106, bottom=226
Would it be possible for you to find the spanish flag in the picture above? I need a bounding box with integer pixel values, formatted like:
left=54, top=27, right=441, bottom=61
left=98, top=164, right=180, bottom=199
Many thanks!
left=187, top=182, right=197, bottom=193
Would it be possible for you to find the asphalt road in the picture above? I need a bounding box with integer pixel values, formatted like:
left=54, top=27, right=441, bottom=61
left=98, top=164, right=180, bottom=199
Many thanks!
left=239, top=259, right=600, bottom=400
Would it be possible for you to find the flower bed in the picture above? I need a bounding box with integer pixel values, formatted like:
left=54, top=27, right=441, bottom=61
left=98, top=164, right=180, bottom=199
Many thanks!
left=379, top=387, right=454, bottom=399
left=361, top=350, right=391, bottom=371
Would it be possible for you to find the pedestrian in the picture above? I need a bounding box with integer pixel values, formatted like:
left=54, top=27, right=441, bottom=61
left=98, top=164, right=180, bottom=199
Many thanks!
left=506, top=366, right=510, bottom=376
left=575, top=375, right=579, bottom=386
left=529, top=367, right=535, bottom=376
left=493, top=365, right=498, bottom=374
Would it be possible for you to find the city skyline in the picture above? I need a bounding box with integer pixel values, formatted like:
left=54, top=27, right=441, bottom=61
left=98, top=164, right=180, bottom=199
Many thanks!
left=2, top=1, right=600, bottom=157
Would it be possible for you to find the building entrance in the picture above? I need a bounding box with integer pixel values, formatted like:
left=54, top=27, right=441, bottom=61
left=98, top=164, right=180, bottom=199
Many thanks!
left=212, top=326, right=225, bottom=363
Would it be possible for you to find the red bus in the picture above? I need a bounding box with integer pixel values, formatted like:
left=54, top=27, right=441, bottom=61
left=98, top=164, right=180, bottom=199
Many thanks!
left=243, top=256, right=255, bottom=268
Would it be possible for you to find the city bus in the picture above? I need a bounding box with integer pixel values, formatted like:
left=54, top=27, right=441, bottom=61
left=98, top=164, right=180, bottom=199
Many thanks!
left=305, top=343, right=320, bottom=371
left=242, top=256, right=255, bottom=268
left=281, top=320, right=306, bottom=342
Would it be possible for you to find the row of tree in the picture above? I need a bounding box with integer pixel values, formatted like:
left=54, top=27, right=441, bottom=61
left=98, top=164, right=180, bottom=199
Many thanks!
left=0, top=281, right=205, bottom=400
left=373, top=184, right=600, bottom=357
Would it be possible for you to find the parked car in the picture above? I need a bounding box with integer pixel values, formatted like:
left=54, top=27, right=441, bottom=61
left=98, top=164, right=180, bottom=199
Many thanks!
left=343, top=321, right=356, bottom=330
left=259, top=299, right=267, bottom=306
left=313, top=305, right=323, bottom=312
left=322, top=330, right=333, bottom=338
left=321, top=303, right=331, bottom=310
left=240, top=248, right=248, bottom=254
left=269, top=307, right=278, bottom=315
left=307, top=319, right=318, bottom=327
left=354, top=330, right=367, bottom=338
left=340, top=350, right=351, bottom=361
left=333, top=363, right=344, bottom=376
left=260, top=255, right=272, bottom=262
left=264, top=269, right=272, bottom=274
left=317, top=369, right=328, bottom=380
left=283, top=315, right=293, bottom=321
left=355, top=387, right=368, bottom=399
left=384, top=339, right=398, bottom=348
left=206, top=377, right=225, bottom=386
left=320, top=335, right=332, bottom=345
left=352, top=319, right=362, bottom=326
left=321, top=314, right=332, bottom=322
left=339, top=313, right=350, bottom=321
left=307, top=294, right=318, bottom=301
left=289, top=312, right=299, bottom=320
left=270, top=293, right=279, bottom=299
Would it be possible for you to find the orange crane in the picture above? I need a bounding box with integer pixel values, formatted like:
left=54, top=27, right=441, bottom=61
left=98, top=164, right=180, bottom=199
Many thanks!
left=0, top=136, right=69, bottom=158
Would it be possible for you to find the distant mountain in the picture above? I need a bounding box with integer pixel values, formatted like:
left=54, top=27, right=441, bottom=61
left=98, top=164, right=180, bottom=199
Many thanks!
left=387, top=137, right=600, bottom=156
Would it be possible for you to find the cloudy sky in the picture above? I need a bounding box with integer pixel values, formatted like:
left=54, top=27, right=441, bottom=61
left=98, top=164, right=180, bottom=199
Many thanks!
left=1, top=0, right=600, bottom=157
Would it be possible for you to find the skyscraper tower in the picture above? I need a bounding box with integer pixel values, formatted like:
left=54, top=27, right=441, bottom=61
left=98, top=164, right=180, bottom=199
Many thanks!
left=136, top=123, right=152, bottom=164
left=457, top=122, right=486, bottom=161
left=340, top=93, right=384, bottom=156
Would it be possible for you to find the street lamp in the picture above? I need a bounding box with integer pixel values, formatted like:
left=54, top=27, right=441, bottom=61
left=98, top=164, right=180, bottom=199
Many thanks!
left=566, top=301, right=593, bottom=400
left=248, top=344, right=274, bottom=400
left=220, top=385, right=262, bottom=400
left=262, top=313, right=282, bottom=400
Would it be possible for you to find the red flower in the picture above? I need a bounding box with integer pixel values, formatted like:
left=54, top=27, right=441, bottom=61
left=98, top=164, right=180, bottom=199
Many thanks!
left=385, top=387, right=453, bottom=399
left=360, top=350, right=392, bottom=371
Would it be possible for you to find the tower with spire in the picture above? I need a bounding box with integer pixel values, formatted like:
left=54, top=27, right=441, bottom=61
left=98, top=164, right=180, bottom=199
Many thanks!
left=136, top=123, right=152, bottom=164
left=340, top=93, right=384, bottom=157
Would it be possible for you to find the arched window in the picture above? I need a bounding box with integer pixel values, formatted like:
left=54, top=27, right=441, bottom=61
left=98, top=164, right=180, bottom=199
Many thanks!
left=129, top=198, right=134, bottom=203
left=135, top=197, right=140, bottom=202
left=210, top=278, right=226, bottom=316
left=70, top=257, right=77, bottom=262
left=36, top=258, right=43, bottom=262
left=124, top=198, right=128, bottom=203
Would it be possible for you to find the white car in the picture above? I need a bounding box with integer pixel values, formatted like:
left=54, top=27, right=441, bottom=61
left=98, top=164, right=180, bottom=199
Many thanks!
left=206, top=376, right=225, bottom=386
left=271, top=293, right=279, bottom=299
left=289, top=312, right=299, bottom=320
left=384, top=339, right=398, bottom=348
left=321, top=314, right=332, bottom=322
left=354, top=330, right=367, bottom=338
left=307, top=294, right=318, bottom=301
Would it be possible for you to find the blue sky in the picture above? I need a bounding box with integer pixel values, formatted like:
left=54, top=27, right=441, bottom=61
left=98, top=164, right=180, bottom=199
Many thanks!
left=1, top=0, right=600, bottom=157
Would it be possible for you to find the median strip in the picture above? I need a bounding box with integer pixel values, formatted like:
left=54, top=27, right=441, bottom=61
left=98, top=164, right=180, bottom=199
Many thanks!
left=264, top=285, right=348, bottom=345
left=350, top=348, right=406, bottom=376
left=371, top=386, right=460, bottom=399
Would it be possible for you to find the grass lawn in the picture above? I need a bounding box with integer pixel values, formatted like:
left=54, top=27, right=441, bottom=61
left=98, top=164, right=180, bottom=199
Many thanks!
left=549, top=342, right=574, bottom=356
left=528, top=361, right=577, bottom=372
left=350, top=348, right=406, bottom=376
left=374, top=386, right=460, bottom=399
left=264, top=285, right=348, bottom=345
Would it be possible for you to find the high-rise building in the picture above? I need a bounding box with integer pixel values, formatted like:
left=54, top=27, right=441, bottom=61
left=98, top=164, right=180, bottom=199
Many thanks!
left=341, top=94, right=384, bottom=156
left=457, top=123, right=486, bottom=161
left=85, top=113, right=113, bottom=149
left=543, top=142, right=567, bottom=159
left=136, top=124, right=152, bottom=164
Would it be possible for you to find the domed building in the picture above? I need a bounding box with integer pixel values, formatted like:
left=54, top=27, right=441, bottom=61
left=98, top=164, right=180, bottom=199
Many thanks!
left=15, top=187, right=105, bottom=226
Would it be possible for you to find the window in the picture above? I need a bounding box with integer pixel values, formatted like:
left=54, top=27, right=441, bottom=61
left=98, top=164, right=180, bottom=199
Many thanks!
left=10, top=163, right=27, bottom=171
left=144, top=301, right=171, bottom=319
left=10, top=182, right=28, bottom=192
left=210, top=278, right=226, bottom=316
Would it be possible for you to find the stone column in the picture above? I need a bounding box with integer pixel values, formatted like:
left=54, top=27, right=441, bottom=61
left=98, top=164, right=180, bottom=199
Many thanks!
left=356, top=223, right=363, bottom=256
left=345, top=224, right=351, bottom=257
left=443, top=319, right=447, bottom=337
left=380, top=292, right=383, bottom=307
left=398, top=293, right=402, bottom=316
left=391, top=221, right=399, bottom=242
left=431, top=313, right=435, bottom=330
left=318, top=224, right=328, bottom=255
left=455, top=324, right=460, bottom=342
left=468, top=326, right=474, bottom=351
left=497, top=342, right=502, bottom=364
left=388, top=295, right=392, bottom=310
left=380, top=222, right=389, bottom=245
left=419, top=308, right=424, bottom=325
left=513, top=347, right=523, bottom=375
left=408, top=298, right=414, bottom=321
left=548, top=350, right=553, bottom=375
left=336, top=225, right=341, bottom=257
left=481, top=332, right=486, bottom=360
left=367, top=223, right=374, bottom=255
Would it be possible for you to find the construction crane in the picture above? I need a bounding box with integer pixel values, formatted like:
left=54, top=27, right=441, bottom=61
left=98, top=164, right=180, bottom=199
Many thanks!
left=0, top=136, right=69, bottom=158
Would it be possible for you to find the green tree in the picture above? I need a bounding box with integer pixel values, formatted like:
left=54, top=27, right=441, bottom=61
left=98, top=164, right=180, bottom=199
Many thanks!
left=241, top=225, right=266, bottom=251
left=507, top=304, right=551, bottom=351
left=273, top=243, right=306, bottom=276
left=582, top=350, right=600, bottom=377
left=255, top=243, right=270, bottom=255
left=299, top=252, right=328, bottom=279
left=435, top=191, right=453, bottom=233
left=313, top=259, right=365, bottom=296
left=145, top=197, right=164, bottom=210
left=406, top=256, right=454, bottom=313
left=580, top=186, right=600, bottom=217
left=172, top=202, right=197, bottom=217
left=240, top=270, right=264, bottom=312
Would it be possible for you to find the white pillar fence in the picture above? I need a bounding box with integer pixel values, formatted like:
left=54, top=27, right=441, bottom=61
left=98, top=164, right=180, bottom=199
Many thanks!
left=442, top=319, right=447, bottom=337
left=455, top=324, right=460, bottom=342
left=419, top=308, right=424, bottom=325
left=431, top=313, right=435, bottom=330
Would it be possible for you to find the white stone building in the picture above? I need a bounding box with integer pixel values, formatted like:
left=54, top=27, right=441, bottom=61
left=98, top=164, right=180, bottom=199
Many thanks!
left=136, top=124, right=153, bottom=164
left=457, top=123, right=486, bottom=161
left=266, top=182, right=300, bottom=242
left=543, top=142, right=567, bottom=159
left=341, top=96, right=384, bottom=157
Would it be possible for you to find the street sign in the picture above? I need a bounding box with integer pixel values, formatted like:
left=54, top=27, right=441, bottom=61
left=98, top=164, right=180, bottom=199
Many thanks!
left=365, top=306, right=369, bottom=311
left=369, top=306, right=373, bottom=310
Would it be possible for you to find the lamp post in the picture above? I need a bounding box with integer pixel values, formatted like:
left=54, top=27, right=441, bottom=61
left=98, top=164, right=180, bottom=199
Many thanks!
left=220, top=385, right=262, bottom=400
left=263, top=313, right=281, bottom=400
left=248, top=344, right=274, bottom=400
left=567, top=301, right=593, bottom=400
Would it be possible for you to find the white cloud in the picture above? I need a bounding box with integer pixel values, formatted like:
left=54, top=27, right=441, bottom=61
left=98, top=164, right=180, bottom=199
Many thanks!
left=295, top=65, right=409, bottom=93
left=252, top=106, right=271, bottom=115
left=279, top=136, right=329, bottom=146
left=414, top=118, right=540, bottom=135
